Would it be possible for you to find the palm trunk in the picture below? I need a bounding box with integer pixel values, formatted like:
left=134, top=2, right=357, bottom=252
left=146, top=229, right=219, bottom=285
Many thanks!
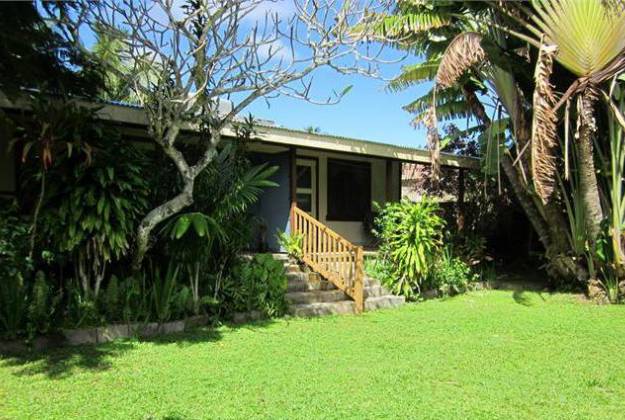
left=463, top=86, right=586, bottom=281
left=577, top=90, right=604, bottom=240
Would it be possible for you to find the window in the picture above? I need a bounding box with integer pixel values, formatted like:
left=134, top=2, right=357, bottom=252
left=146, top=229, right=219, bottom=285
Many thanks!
left=296, top=159, right=316, bottom=216
left=326, top=159, right=371, bottom=221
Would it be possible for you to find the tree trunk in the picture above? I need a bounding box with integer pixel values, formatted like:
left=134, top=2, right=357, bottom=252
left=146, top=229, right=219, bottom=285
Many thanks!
left=464, top=83, right=586, bottom=282
left=501, top=155, right=551, bottom=249
left=133, top=179, right=195, bottom=270
left=577, top=90, right=604, bottom=241
left=28, top=169, right=46, bottom=259
left=501, top=154, right=587, bottom=282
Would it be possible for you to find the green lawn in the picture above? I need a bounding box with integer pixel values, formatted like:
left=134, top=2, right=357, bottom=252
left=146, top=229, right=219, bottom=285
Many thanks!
left=2, top=290, right=625, bottom=419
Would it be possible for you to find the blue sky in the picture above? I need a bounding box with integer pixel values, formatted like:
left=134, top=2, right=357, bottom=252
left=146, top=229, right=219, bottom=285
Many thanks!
left=77, top=1, right=434, bottom=149
left=236, top=1, right=433, bottom=148
left=246, top=62, right=432, bottom=148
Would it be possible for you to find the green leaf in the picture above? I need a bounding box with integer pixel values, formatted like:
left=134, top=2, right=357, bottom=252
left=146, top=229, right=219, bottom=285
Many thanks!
left=191, top=214, right=208, bottom=237
left=173, top=215, right=191, bottom=239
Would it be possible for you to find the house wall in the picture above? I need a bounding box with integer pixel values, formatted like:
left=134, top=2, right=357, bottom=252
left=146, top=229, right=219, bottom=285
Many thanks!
left=296, top=148, right=400, bottom=247
left=249, top=151, right=291, bottom=251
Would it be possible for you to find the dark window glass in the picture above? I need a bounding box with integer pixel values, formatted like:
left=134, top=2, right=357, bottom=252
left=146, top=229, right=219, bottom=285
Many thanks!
left=327, top=159, right=371, bottom=221
left=296, top=193, right=312, bottom=212
left=296, top=165, right=312, bottom=189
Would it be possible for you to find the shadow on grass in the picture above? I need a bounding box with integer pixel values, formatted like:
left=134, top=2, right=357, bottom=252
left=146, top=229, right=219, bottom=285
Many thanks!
left=0, top=318, right=279, bottom=379
left=0, top=339, right=136, bottom=379
left=512, top=290, right=547, bottom=306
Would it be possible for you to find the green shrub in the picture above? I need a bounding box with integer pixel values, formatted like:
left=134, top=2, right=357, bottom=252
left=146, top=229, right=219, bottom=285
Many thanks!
left=373, top=198, right=445, bottom=299
left=104, top=275, right=121, bottom=322
left=276, top=231, right=303, bottom=260
left=0, top=203, right=32, bottom=337
left=27, top=271, right=59, bottom=335
left=0, top=202, right=32, bottom=283
left=119, top=274, right=150, bottom=324
left=225, top=254, right=287, bottom=317
left=39, top=133, right=149, bottom=299
left=431, top=248, right=476, bottom=297
left=364, top=257, right=394, bottom=286
left=151, top=262, right=181, bottom=324
left=0, top=274, right=28, bottom=338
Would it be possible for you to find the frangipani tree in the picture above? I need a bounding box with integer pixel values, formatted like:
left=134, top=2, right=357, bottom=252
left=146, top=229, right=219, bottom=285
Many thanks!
left=56, top=0, right=391, bottom=268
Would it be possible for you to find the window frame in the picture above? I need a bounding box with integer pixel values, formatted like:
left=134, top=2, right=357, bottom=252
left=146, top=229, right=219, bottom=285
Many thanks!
left=295, top=157, right=318, bottom=218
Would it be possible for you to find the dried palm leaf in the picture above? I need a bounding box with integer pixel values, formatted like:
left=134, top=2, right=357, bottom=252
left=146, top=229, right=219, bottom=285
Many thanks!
left=531, top=43, right=559, bottom=203
left=425, top=103, right=441, bottom=185
left=436, top=32, right=486, bottom=89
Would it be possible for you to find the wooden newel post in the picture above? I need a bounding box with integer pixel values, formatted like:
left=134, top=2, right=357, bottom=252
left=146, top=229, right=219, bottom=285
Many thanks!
left=290, top=202, right=296, bottom=235
left=354, top=246, right=365, bottom=313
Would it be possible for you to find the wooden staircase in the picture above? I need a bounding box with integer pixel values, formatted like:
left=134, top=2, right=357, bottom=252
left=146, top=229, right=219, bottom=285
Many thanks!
left=287, top=205, right=404, bottom=316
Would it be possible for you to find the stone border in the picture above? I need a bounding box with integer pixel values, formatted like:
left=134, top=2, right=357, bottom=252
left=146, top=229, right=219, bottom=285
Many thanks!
left=0, top=315, right=210, bottom=354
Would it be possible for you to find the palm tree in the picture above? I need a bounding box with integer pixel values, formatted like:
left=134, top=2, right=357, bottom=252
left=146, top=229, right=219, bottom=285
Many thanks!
left=369, top=1, right=625, bottom=282
left=497, top=0, right=625, bottom=240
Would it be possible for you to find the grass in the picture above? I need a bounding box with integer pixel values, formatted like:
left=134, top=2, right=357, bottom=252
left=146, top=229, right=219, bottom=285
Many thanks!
left=2, top=290, right=625, bottom=419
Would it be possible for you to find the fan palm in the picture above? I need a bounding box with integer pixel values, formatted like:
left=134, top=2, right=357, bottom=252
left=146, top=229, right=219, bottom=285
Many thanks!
left=500, top=0, right=625, bottom=239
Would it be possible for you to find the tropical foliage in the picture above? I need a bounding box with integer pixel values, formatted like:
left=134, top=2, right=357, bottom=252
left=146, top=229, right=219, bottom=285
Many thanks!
left=223, top=254, right=288, bottom=317
left=372, top=198, right=445, bottom=298
left=372, top=0, right=625, bottom=299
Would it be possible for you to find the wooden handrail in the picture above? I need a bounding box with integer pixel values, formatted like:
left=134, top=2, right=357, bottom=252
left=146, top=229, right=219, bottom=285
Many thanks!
left=290, top=204, right=365, bottom=313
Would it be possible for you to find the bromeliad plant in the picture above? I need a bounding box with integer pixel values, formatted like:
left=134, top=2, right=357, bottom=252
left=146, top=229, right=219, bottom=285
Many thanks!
left=373, top=198, right=446, bottom=299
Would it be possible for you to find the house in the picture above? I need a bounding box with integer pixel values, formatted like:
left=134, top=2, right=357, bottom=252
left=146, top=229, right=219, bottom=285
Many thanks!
left=0, top=97, right=478, bottom=248
left=0, top=97, right=478, bottom=313
left=1, top=97, right=477, bottom=247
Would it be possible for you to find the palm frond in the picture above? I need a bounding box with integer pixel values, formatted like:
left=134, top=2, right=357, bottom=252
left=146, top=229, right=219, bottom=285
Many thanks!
left=387, top=58, right=441, bottom=92
left=531, top=43, right=559, bottom=203
left=371, top=12, right=451, bottom=39
left=214, top=163, right=278, bottom=220
left=531, top=0, right=625, bottom=77
left=436, top=32, right=486, bottom=89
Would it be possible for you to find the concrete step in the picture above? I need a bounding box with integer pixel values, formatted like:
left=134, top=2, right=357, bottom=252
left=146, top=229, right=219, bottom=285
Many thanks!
left=287, top=277, right=337, bottom=292
left=288, top=300, right=357, bottom=317
left=364, top=285, right=385, bottom=299
left=286, top=284, right=387, bottom=304
left=286, top=289, right=347, bottom=304
left=364, top=295, right=405, bottom=311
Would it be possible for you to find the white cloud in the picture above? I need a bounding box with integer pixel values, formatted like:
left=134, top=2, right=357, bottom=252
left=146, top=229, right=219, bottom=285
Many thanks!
left=257, top=38, right=293, bottom=62
left=243, top=0, right=296, bottom=24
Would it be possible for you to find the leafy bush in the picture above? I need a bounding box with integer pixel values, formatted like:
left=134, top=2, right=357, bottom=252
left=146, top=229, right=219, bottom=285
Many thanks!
left=0, top=274, right=28, bottom=338
left=224, top=254, right=287, bottom=317
left=364, top=257, right=394, bottom=287
left=0, top=202, right=32, bottom=284
left=431, top=248, right=476, bottom=297
left=151, top=262, right=181, bottom=324
left=0, top=203, right=32, bottom=337
left=373, top=198, right=445, bottom=299
left=276, top=230, right=303, bottom=260
left=37, top=129, right=149, bottom=299
left=27, top=271, right=59, bottom=336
